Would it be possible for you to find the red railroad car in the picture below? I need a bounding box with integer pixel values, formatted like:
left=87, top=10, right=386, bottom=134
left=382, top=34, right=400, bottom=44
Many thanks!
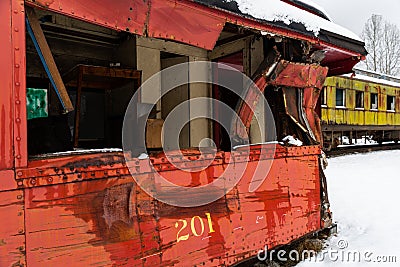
left=0, top=0, right=366, bottom=266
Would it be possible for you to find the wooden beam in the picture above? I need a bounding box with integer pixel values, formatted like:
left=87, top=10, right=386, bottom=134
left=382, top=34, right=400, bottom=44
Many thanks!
left=136, top=36, right=208, bottom=58
left=208, top=37, right=248, bottom=60
left=26, top=7, right=74, bottom=113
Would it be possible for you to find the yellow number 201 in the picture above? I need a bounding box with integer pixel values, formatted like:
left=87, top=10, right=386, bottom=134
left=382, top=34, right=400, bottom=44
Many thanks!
left=175, top=213, right=215, bottom=243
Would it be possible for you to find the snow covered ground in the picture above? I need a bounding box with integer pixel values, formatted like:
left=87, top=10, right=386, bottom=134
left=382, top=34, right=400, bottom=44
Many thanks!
left=297, top=150, right=400, bottom=266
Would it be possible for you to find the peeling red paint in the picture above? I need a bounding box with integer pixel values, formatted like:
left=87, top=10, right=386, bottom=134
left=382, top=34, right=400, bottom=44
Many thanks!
left=15, top=145, right=322, bottom=266
left=0, top=0, right=14, bottom=171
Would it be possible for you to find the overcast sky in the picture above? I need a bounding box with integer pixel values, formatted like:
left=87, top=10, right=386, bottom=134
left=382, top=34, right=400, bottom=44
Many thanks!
left=312, top=0, right=400, bottom=38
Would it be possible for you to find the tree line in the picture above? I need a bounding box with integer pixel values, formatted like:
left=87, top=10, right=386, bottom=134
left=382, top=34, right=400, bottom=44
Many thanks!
left=362, top=15, right=400, bottom=76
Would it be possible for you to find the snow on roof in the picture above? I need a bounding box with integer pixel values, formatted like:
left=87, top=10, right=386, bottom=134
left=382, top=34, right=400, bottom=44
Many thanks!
left=234, top=0, right=362, bottom=42
left=295, top=0, right=332, bottom=21
left=341, top=72, right=400, bottom=88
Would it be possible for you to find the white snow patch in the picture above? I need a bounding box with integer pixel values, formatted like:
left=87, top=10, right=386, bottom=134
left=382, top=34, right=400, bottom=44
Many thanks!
left=296, top=0, right=332, bottom=20
left=138, top=153, right=149, bottom=160
left=282, top=135, right=303, bottom=146
left=34, top=148, right=123, bottom=157
left=233, top=141, right=279, bottom=150
left=233, top=0, right=362, bottom=41
left=297, top=150, right=400, bottom=266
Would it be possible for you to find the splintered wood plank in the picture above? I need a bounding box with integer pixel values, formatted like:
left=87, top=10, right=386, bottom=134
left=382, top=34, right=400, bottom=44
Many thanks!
left=0, top=190, right=26, bottom=267
left=26, top=7, right=74, bottom=113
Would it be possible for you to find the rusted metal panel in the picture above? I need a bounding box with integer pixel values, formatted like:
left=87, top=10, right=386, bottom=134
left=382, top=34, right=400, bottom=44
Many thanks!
left=25, top=178, right=142, bottom=266
left=12, top=0, right=28, bottom=169
left=0, top=170, right=19, bottom=192
left=0, top=0, right=14, bottom=170
left=25, top=0, right=149, bottom=36
left=148, top=0, right=225, bottom=50
left=19, top=145, right=322, bottom=266
left=303, top=87, right=324, bottom=143
left=0, top=190, right=26, bottom=267
left=24, top=0, right=365, bottom=71
left=270, top=61, right=328, bottom=89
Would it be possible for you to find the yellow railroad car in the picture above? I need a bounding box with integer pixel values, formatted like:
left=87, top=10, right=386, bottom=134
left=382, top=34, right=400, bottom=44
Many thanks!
left=321, top=69, right=400, bottom=150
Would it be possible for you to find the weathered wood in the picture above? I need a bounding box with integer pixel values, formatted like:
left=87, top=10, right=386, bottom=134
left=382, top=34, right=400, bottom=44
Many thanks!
left=26, top=7, right=74, bottom=113
left=73, top=68, right=83, bottom=148
left=137, top=36, right=208, bottom=58
left=209, top=37, right=247, bottom=60
left=146, top=119, right=163, bottom=149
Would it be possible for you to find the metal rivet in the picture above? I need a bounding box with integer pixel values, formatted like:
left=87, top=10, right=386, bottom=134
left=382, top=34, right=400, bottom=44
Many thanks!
left=14, top=10, right=18, bottom=14
left=16, top=118, right=21, bottom=123
left=15, top=100, right=21, bottom=105
left=16, top=155, right=21, bottom=159
left=14, top=28, right=19, bottom=32
left=30, top=179, right=36, bottom=185
left=15, top=64, right=20, bottom=68
left=15, top=82, right=20, bottom=86
left=18, top=229, right=24, bottom=234
left=15, top=47, right=19, bottom=51
left=17, top=181, right=23, bottom=186
left=17, top=195, right=22, bottom=200
left=17, top=171, right=23, bottom=177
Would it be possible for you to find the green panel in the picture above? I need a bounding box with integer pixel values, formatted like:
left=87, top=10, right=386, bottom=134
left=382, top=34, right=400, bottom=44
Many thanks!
left=27, top=88, right=48, bottom=120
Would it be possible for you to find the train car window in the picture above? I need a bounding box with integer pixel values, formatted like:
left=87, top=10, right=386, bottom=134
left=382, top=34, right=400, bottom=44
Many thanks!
left=355, top=91, right=364, bottom=109
left=371, top=93, right=378, bottom=110
left=387, top=95, right=395, bottom=111
left=335, top=88, right=346, bottom=107
left=321, top=86, right=327, bottom=106
left=26, top=9, right=140, bottom=156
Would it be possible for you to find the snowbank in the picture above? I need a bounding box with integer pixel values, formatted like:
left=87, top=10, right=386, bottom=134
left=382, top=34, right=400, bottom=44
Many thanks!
left=298, top=150, right=400, bottom=266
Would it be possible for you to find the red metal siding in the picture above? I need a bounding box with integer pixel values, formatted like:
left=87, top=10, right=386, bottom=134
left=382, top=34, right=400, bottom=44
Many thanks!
left=0, top=0, right=14, bottom=170
left=20, top=145, right=321, bottom=266
left=12, top=0, right=28, bottom=168
left=25, top=0, right=149, bottom=36
left=148, top=0, right=225, bottom=50
left=0, top=190, right=26, bottom=266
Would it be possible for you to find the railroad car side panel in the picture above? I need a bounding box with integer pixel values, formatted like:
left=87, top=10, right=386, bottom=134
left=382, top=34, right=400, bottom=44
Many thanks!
left=0, top=0, right=14, bottom=171
left=21, top=147, right=322, bottom=267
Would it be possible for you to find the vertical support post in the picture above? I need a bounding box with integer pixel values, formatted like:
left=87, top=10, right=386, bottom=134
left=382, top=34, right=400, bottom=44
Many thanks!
left=12, top=0, right=28, bottom=168
left=73, top=68, right=83, bottom=148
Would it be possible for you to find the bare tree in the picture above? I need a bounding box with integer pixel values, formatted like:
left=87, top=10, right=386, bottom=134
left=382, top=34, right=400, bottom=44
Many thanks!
left=361, top=15, right=400, bottom=76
